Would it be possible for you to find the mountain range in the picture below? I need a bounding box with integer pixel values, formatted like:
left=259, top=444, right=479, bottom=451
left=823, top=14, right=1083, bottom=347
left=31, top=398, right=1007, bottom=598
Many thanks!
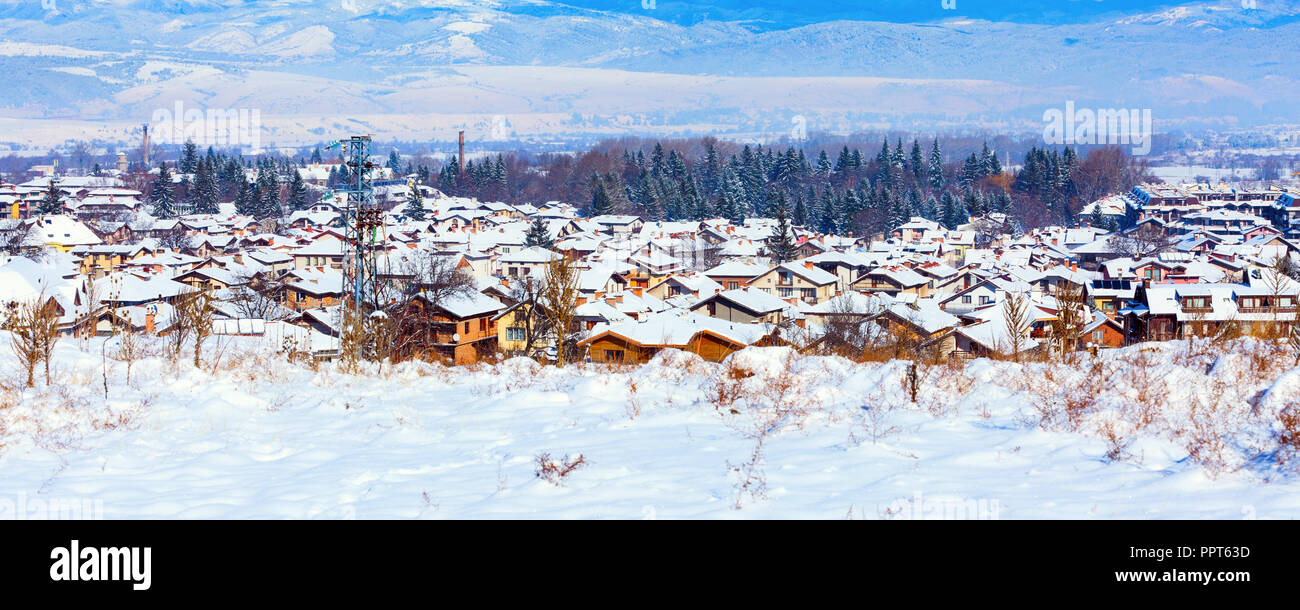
left=0, top=0, right=1297, bottom=152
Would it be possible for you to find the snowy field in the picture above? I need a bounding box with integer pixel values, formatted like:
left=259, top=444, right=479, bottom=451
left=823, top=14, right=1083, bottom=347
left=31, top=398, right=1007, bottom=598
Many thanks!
left=2, top=336, right=1299, bottom=520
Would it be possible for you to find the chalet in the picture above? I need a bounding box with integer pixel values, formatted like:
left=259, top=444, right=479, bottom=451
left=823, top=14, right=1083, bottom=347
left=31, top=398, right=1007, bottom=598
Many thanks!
left=852, top=265, right=930, bottom=297
left=689, top=288, right=790, bottom=325
left=282, top=267, right=344, bottom=310
left=498, top=246, right=561, bottom=278
left=703, top=261, right=767, bottom=291
left=591, top=215, right=644, bottom=237
left=646, top=273, right=723, bottom=301
left=72, top=244, right=153, bottom=277
left=748, top=261, right=837, bottom=304
left=580, top=311, right=785, bottom=364
left=392, top=291, right=505, bottom=365
left=291, top=237, right=345, bottom=270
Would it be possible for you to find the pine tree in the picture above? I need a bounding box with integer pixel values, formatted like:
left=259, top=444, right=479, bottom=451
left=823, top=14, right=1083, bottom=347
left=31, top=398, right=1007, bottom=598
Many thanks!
left=524, top=217, right=554, bottom=248
left=1089, top=201, right=1106, bottom=228
left=404, top=185, right=427, bottom=221
left=286, top=169, right=309, bottom=212
left=928, top=140, right=945, bottom=191
left=875, top=139, right=892, bottom=185
left=818, top=187, right=840, bottom=235
left=940, top=191, right=966, bottom=230
left=816, top=150, right=832, bottom=176
left=256, top=166, right=280, bottom=219
left=189, top=158, right=220, bottom=215
left=792, top=193, right=809, bottom=227
left=910, top=139, right=925, bottom=181
left=766, top=199, right=797, bottom=264
left=149, top=163, right=178, bottom=218
left=589, top=176, right=614, bottom=217
left=388, top=149, right=402, bottom=174
left=234, top=179, right=256, bottom=217
left=38, top=179, right=63, bottom=215
left=180, top=140, right=199, bottom=175
left=834, top=146, right=852, bottom=174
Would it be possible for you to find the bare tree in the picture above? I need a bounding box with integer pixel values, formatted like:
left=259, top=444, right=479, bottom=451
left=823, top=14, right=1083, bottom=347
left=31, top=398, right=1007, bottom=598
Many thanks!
left=1261, top=254, right=1296, bottom=339
left=229, top=270, right=288, bottom=321
left=157, top=230, right=190, bottom=253
left=815, top=295, right=885, bottom=359
left=3, top=293, right=60, bottom=387
left=0, top=221, right=44, bottom=260
left=541, top=256, right=581, bottom=367
left=507, top=276, right=553, bottom=358
left=1111, top=224, right=1168, bottom=259
left=404, top=253, right=476, bottom=305
left=174, top=286, right=214, bottom=367
left=1002, top=291, right=1032, bottom=362
left=382, top=252, right=477, bottom=362
left=1050, top=282, right=1088, bottom=358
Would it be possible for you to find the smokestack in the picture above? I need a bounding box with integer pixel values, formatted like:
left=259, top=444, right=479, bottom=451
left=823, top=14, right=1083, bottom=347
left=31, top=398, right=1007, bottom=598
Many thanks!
left=458, top=131, right=465, bottom=173
left=142, top=124, right=150, bottom=168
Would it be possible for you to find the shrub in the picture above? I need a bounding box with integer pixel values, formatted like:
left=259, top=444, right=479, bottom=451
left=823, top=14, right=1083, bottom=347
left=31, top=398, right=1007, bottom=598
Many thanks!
left=534, top=452, right=588, bottom=486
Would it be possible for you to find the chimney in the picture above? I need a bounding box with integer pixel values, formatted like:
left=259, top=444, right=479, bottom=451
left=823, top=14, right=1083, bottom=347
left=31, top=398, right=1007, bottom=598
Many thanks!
left=458, top=131, right=466, bottom=173
left=804, top=261, right=815, bottom=270
left=616, top=295, right=623, bottom=304
left=632, top=286, right=643, bottom=297
left=605, top=297, right=617, bottom=306
left=1070, top=260, right=1078, bottom=272
left=142, top=123, right=149, bottom=167
left=145, top=310, right=155, bottom=334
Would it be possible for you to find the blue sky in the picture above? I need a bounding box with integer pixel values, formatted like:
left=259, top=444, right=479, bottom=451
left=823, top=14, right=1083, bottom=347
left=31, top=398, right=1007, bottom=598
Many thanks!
left=550, top=0, right=1192, bottom=27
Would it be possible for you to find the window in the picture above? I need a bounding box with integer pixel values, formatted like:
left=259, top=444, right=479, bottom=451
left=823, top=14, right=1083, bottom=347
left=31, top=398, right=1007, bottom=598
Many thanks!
left=463, top=322, right=470, bottom=334
left=605, top=349, right=625, bottom=362
left=778, top=272, right=793, bottom=286
left=507, top=327, right=526, bottom=341
left=801, top=288, right=815, bottom=300
left=962, top=295, right=972, bottom=304
left=778, top=287, right=794, bottom=298
left=1092, top=330, right=1104, bottom=342
left=727, top=281, right=739, bottom=290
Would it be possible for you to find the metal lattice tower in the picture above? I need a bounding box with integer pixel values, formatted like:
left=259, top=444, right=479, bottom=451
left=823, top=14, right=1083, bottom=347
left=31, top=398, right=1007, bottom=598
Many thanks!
left=331, top=135, right=385, bottom=312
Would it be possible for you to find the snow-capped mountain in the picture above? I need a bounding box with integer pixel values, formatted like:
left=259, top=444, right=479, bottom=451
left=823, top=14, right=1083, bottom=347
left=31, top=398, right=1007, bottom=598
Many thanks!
left=0, top=0, right=1297, bottom=150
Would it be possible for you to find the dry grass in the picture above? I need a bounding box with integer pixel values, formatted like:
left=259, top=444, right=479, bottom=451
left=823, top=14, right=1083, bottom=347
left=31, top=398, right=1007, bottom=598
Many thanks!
left=917, top=357, right=975, bottom=417
left=534, top=452, right=588, bottom=486
left=1274, top=402, right=1300, bottom=471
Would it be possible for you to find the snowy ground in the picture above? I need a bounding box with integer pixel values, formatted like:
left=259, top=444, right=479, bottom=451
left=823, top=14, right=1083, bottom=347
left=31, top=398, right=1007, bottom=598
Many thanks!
left=1, top=336, right=1299, bottom=519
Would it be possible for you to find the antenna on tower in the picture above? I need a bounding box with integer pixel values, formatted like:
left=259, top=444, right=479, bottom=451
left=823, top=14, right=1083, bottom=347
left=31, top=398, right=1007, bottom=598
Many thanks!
left=327, top=135, right=387, bottom=313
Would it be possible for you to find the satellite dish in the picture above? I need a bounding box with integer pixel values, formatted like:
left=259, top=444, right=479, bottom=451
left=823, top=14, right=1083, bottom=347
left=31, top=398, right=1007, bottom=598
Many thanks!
left=452, top=333, right=460, bottom=342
